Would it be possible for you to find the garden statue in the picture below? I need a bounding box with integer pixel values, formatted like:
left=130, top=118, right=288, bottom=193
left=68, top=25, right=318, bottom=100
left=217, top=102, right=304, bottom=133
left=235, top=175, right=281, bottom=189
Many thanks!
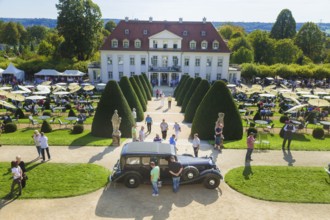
left=111, top=110, right=121, bottom=146
left=216, top=112, right=225, bottom=127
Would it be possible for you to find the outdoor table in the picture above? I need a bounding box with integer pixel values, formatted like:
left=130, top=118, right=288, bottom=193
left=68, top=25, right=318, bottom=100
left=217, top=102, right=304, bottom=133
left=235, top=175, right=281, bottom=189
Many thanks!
left=244, top=103, right=253, bottom=107
left=254, top=120, right=268, bottom=130
left=38, top=115, right=50, bottom=121
left=320, top=121, right=330, bottom=133
left=65, top=117, right=78, bottom=125
left=53, top=106, right=66, bottom=116
left=291, top=120, right=301, bottom=125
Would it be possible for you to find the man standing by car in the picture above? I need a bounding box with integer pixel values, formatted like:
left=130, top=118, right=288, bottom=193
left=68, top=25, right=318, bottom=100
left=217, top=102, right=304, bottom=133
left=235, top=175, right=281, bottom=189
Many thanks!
left=192, top=133, right=200, bottom=157
left=150, top=161, right=160, bottom=196
left=169, top=156, right=183, bottom=193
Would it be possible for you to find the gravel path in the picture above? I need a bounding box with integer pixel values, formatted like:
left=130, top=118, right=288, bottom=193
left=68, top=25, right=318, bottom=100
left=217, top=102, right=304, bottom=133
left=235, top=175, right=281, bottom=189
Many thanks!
left=1, top=94, right=329, bottom=220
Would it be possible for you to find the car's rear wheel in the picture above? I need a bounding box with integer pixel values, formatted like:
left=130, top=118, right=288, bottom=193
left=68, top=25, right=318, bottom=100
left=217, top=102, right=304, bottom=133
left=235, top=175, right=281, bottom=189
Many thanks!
left=182, top=167, right=199, bottom=181
left=203, top=174, right=220, bottom=189
left=124, top=174, right=140, bottom=188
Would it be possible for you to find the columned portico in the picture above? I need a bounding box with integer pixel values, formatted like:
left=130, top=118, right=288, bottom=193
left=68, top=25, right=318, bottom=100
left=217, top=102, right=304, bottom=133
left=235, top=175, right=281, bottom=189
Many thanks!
left=149, top=72, right=182, bottom=86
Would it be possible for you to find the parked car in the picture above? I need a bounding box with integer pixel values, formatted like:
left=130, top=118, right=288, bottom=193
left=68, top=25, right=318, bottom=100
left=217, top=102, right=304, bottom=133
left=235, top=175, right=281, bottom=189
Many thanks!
left=110, top=142, right=223, bottom=189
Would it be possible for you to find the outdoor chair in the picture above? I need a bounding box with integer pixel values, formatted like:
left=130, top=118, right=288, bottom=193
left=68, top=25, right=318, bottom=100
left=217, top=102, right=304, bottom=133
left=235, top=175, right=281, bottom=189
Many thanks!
left=263, top=123, right=274, bottom=133
left=49, top=117, right=56, bottom=124
left=28, top=115, right=39, bottom=127
left=58, top=119, right=68, bottom=128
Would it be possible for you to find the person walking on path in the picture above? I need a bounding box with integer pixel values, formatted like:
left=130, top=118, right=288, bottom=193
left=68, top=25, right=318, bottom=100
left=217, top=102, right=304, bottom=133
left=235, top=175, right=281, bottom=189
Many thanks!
left=10, top=161, right=22, bottom=196
left=153, top=134, right=162, bottom=143
left=160, top=119, right=169, bottom=140
left=145, top=115, right=153, bottom=133
left=214, top=123, right=223, bottom=151
left=169, top=134, right=177, bottom=150
left=39, top=132, right=51, bottom=162
left=150, top=161, right=160, bottom=196
left=173, top=122, right=181, bottom=139
left=169, top=156, right=183, bottom=193
left=132, top=125, right=138, bottom=142
left=245, top=132, right=255, bottom=162
left=16, top=155, right=27, bottom=188
left=282, top=120, right=296, bottom=151
left=192, top=133, right=200, bottom=157
left=168, top=95, right=172, bottom=109
left=156, top=89, right=160, bottom=99
left=32, top=130, right=41, bottom=158
left=139, top=126, right=145, bottom=142
left=132, top=108, right=137, bottom=123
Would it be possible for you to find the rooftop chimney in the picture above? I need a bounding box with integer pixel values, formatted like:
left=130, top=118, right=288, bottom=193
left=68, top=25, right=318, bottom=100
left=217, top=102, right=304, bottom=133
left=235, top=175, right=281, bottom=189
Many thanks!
left=179, top=18, right=183, bottom=23
left=125, top=17, right=129, bottom=22
left=149, top=17, right=153, bottom=22
left=202, top=17, right=207, bottom=23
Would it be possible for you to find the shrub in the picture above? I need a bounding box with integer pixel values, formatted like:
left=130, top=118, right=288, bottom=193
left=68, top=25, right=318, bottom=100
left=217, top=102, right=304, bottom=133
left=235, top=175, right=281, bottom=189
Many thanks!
left=141, top=73, right=153, bottom=95
left=65, top=104, right=71, bottom=110
left=253, top=112, right=261, bottom=121
left=138, top=75, right=152, bottom=100
left=177, top=77, right=193, bottom=106
left=14, top=108, right=25, bottom=119
left=312, top=128, right=324, bottom=139
left=184, top=80, right=210, bottom=122
left=43, top=110, right=52, bottom=116
left=191, top=80, right=243, bottom=140
left=181, top=77, right=202, bottom=113
left=72, top=124, right=84, bottom=134
left=174, top=75, right=188, bottom=98
left=91, top=80, right=134, bottom=138
left=41, top=120, right=52, bottom=133
left=4, top=123, right=17, bottom=133
left=68, top=109, right=77, bottom=117
left=280, top=115, right=289, bottom=123
left=119, top=76, right=144, bottom=122
left=129, top=77, right=147, bottom=111
left=133, top=75, right=148, bottom=103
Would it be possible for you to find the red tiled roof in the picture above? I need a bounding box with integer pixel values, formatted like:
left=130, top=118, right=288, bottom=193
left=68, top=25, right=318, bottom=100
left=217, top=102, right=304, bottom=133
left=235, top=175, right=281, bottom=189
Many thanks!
left=100, top=20, right=230, bottom=53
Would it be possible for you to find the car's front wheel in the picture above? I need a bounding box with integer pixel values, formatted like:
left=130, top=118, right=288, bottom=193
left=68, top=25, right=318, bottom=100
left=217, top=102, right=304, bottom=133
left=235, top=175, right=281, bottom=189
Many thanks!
left=124, top=174, right=140, bottom=188
left=182, top=166, right=199, bottom=181
left=203, top=174, right=220, bottom=189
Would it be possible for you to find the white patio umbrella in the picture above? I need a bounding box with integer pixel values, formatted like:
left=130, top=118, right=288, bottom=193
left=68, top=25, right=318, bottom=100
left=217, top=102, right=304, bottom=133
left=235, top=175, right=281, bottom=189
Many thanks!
left=315, top=91, right=329, bottom=95
left=227, top=84, right=236, bottom=88
left=308, top=98, right=330, bottom=107
left=296, top=91, right=310, bottom=95
left=0, top=86, right=12, bottom=90
left=282, top=93, right=298, bottom=99
left=323, top=96, right=330, bottom=100
left=83, top=85, right=95, bottom=91
left=69, top=86, right=81, bottom=93
left=0, top=90, right=8, bottom=96
left=259, top=93, right=276, bottom=98
left=0, top=100, right=17, bottom=109
left=18, top=85, right=32, bottom=93
left=41, top=81, right=52, bottom=85
left=56, top=82, right=67, bottom=86
left=289, top=97, right=301, bottom=105
left=6, top=92, right=25, bottom=101
left=285, top=104, right=308, bottom=113
left=12, top=90, right=29, bottom=94
left=25, top=95, right=47, bottom=100
left=53, top=91, right=70, bottom=95
left=33, top=91, right=50, bottom=95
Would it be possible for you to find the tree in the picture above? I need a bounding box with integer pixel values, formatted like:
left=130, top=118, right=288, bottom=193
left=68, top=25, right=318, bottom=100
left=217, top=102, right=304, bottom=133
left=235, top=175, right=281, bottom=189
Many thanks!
left=218, top=24, right=245, bottom=40
left=241, top=63, right=259, bottom=81
left=270, top=9, right=296, bottom=39
left=1, top=22, right=19, bottom=46
left=191, top=81, right=243, bottom=140
left=38, top=40, right=55, bottom=56
left=138, top=75, right=152, bottom=100
left=184, top=80, right=210, bottom=123
left=181, top=77, right=202, bottom=113
left=274, top=39, right=302, bottom=64
left=248, top=30, right=275, bottom=64
left=177, top=77, right=193, bottom=106
left=119, top=76, right=144, bottom=122
left=295, top=22, right=326, bottom=63
left=26, top=25, right=49, bottom=44
left=104, top=20, right=116, bottom=33
left=56, top=0, right=103, bottom=60
left=228, top=36, right=252, bottom=52
left=129, top=77, right=147, bottom=111
left=133, top=75, right=148, bottom=102
left=231, top=47, right=254, bottom=64
left=141, top=73, right=153, bottom=95
left=91, top=80, right=134, bottom=138
left=173, top=75, right=188, bottom=98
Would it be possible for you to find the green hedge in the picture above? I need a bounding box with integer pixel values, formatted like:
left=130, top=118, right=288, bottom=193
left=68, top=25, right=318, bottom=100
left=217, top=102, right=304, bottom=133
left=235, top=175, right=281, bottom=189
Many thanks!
left=129, top=77, right=147, bottom=111
left=174, top=75, right=188, bottom=98
left=181, top=77, right=202, bottom=113
left=133, top=75, right=148, bottom=103
left=177, top=77, right=193, bottom=106
left=138, top=75, right=152, bottom=100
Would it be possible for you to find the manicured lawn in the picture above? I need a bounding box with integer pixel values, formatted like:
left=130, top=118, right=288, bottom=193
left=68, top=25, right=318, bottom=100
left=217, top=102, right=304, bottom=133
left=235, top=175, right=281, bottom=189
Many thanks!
left=0, top=162, right=110, bottom=199
left=0, top=128, right=125, bottom=146
left=225, top=166, right=330, bottom=203
left=210, top=133, right=330, bottom=151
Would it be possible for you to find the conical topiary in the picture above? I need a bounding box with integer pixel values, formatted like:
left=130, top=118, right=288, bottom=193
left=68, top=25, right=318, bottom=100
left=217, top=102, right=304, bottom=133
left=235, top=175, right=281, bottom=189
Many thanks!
left=14, top=108, right=25, bottom=119
left=191, top=80, right=243, bottom=140
left=130, top=77, right=147, bottom=111
left=142, top=73, right=153, bottom=95
left=133, top=75, right=148, bottom=103
left=139, top=75, right=152, bottom=100
left=119, top=76, right=144, bottom=122
left=181, top=77, right=202, bottom=113
left=41, top=120, right=52, bottom=133
left=174, top=75, right=188, bottom=98
left=68, top=109, right=77, bottom=117
left=184, top=80, right=210, bottom=123
left=91, top=80, right=134, bottom=138
left=177, top=77, right=193, bottom=106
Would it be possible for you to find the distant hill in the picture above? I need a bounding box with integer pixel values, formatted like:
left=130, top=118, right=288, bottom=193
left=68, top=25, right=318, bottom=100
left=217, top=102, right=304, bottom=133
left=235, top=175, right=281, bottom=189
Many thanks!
left=1, top=18, right=329, bottom=34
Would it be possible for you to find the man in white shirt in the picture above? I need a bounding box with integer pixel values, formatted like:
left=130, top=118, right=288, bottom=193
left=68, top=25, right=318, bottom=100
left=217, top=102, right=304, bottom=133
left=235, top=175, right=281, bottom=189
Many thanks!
left=139, top=126, right=145, bottom=142
left=173, top=122, right=181, bottom=139
left=11, top=161, right=22, bottom=196
left=132, top=108, right=137, bottom=123
left=192, top=133, right=201, bottom=157
left=160, top=119, right=169, bottom=140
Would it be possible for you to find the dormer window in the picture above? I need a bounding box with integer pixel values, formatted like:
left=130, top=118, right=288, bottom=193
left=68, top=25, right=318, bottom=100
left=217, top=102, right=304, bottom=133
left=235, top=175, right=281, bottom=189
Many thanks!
left=163, top=40, right=168, bottom=49
left=213, top=41, right=219, bottom=49
left=153, top=40, right=158, bottom=49
left=123, top=39, right=129, bottom=48
left=201, top=41, right=208, bottom=49
left=143, top=29, right=148, bottom=35
left=125, top=29, right=129, bottom=35
left=183, top=31, right=188, bottom=36
left=111, top=39, right=118, bottom=48
left=135, top=39, right=141, bottom=48
left=189, top=41, right=196, bottom=50
left=201, top=31, right=206, bottom=36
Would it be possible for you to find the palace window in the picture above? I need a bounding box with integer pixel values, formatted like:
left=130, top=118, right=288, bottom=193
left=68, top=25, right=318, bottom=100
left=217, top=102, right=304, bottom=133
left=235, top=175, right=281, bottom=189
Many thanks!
left=135, top=40, right=141, bottom=48
left=195, top=73, right=200, bottom=78
left=151, top=56, right=158, bottom=66
left=184, top=58, right=189, bottom=66
left=183, top=31, right=188, bottom=36
left=217, top=58, right=223, bottom=67
left=216, top=73, right=222, bottom=80
left=206, top=57, right=212, bottom=66
left=119, top=72, right=123, bottom=78
left=108, top=71, right=113, bottom=79
left=111, top=39, right=118, bottom=48
left=213, top=41, right=219, bottom=49
left=125, top=29, right=129, bottom=35
left=195, top=58, right=200, bottom=67
left=201, top=31, right=206, bottom=36
left=107, top=57, right=112, bottom=65
left=130, top=72, right=135, bottom=77
left=143, top=29, right=148, bottom=35
left=206, top=73, right=211, bottom=82
left=118, top=56, right=123, bottom=65
left=123, top=39, right=129, bottom=48
left=173, top=56, right=178, bottom=66
left=201, top=41, right=208, bottom=49
left=190, top=41, right=196, bottom=50
left=130, top=57, right=135, bottom=65
left=153, top=40, right=158, bottom=49
left=141, top=57, right=146, bottom=65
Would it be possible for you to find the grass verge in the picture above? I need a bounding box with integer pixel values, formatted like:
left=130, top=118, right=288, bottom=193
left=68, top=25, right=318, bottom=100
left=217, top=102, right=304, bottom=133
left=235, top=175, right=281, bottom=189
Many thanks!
left=0, top=128, right=125, bottom=146
left=0, top=162, right=110, bottom=199
left=225, top=166, right=330, bottom=203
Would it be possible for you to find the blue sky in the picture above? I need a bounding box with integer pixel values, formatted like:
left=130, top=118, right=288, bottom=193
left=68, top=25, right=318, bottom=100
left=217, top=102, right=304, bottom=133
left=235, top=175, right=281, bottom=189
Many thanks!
left=0, top=0, right=329, bottom=22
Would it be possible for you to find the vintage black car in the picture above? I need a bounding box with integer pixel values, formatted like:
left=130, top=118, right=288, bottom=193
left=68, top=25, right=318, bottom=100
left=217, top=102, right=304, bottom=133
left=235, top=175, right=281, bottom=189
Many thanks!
left=110, top=142, right=223, bottom=189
